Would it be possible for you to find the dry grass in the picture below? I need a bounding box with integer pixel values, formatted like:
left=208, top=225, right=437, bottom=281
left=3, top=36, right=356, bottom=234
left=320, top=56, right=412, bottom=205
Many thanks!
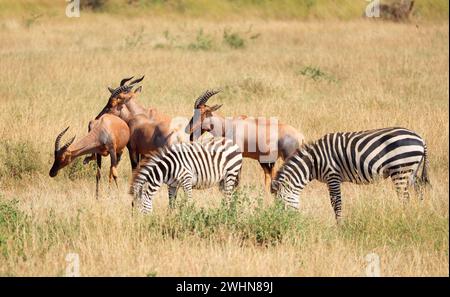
left=0, top=13, right=448, bottom=276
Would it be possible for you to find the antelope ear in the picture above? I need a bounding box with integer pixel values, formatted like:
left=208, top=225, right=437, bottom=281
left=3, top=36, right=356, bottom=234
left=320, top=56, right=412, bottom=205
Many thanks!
left=108, top=87, right=115, bottom=94
left=134, top=86, right=142, bottom=94
left=210, top=104, right=223, bottom=112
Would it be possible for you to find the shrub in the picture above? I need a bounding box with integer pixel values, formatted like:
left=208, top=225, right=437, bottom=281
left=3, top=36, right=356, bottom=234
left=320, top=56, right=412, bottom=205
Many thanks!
left=0, top=140, right=42, bottom=180
left=297, top=66, right=338, bottom=83
left=61, top=157, right=97, bottom=181
left=0, top=198, right=30, bottom=260
left=149, top=190, right=308, bottom=246
left=80, top=0, right=108, bottom=11
left=187, top=29, right=214, bottom=51
left=223, top=29, right=245, bottom=49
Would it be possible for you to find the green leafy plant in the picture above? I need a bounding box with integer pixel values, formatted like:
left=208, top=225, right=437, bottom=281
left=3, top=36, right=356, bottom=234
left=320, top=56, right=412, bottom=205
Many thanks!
left=223, top=29, right=245, bottom=49
left=297, top=66, right=338, bottom=83
left=187, top=29, right=214, bottom=51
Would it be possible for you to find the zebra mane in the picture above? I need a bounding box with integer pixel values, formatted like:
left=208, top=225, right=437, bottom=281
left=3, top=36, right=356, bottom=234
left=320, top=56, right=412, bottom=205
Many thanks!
left=274, top=143, right=314, bottom=182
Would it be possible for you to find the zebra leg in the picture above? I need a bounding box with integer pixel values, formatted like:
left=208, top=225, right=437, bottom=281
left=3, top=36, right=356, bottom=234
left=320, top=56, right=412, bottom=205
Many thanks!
left=327, top=177, right=343, bottom=223
left=391, top=173, right=411, bottom=203
left=168, top=186, right=178, bottom=209
left=181, top=176, right=193, bottom=200
left=222, top=174, right=239, bottom=203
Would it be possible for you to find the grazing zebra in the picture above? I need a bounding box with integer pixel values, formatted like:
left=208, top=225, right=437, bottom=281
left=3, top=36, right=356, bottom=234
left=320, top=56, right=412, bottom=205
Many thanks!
left=271, top=127, right=429, bottom=221
left=130, top=137, right=243, bottom=213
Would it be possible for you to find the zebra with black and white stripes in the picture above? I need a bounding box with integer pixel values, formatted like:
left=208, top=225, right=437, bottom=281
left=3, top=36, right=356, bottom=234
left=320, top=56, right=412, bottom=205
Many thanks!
left=271, top=127, right=429, bottom=221
left=130, top=137, right=243, bottom=213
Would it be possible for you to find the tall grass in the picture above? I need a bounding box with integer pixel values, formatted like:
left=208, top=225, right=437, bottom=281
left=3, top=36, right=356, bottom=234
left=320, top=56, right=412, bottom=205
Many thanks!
left=0, top=12, right=447, bottom=276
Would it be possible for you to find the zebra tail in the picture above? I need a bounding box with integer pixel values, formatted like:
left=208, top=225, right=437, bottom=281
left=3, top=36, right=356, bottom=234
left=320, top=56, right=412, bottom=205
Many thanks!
left=419, top=142, right=431, bottom=186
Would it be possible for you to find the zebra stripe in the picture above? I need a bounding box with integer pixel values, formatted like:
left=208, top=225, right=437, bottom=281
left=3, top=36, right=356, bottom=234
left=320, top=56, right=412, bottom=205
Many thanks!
left=271, top=127, right=429, bottom=221
left=131, top=137, right=243, bottom=213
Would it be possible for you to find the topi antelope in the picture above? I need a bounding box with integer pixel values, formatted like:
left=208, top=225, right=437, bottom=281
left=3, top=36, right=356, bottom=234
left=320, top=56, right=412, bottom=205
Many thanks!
left=49, top=114, right=130, bottom=198
left=94, top=76, right=184, bottom=170
left=184, top=90, right=305, bottom=192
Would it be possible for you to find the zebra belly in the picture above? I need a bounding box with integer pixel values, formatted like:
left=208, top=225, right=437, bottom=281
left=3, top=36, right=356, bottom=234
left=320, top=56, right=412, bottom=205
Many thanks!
left=191, top=172, right=224, bottom=189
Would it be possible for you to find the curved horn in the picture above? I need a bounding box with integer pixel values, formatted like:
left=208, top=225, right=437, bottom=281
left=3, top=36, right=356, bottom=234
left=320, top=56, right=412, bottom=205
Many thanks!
left=128, top=75, right=145, bottom=87
left=120, top=76, right=134, bottom=86
left=60, top=135, right=76, bottom=152
left=55, top=126, right=70, bottom=151
left=194, top=89, right=221, bottom=108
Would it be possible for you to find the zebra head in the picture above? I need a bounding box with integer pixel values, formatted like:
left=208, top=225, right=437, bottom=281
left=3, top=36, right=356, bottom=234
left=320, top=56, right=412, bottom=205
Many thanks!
left=271, top=149, right=314, bottom=209
left=271, top=178, right=301, bottom=210
left=130, top=181, right=154, bottom=214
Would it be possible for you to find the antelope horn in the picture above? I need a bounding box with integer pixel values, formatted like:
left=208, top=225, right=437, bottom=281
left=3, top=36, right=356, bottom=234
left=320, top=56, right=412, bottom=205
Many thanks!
left=60, top=135, right=76, bottom=152
left=128, top=75, right=145, bottom=87
left=194, top=89, right=221, bottom=108
left=55, top=126, right=70, bottom=151
left=120, top=76, right=134, bottom=86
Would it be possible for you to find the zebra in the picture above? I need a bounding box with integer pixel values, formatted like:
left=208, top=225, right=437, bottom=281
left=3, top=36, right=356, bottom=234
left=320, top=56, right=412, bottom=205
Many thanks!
left=271, top=127, right=430, bottom=222
left=130, top=137, right=243, bottom=213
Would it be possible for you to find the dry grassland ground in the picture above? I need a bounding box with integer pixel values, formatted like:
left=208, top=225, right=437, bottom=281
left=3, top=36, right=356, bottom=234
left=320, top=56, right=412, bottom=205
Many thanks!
left=0, top=14, right=448, bottom=276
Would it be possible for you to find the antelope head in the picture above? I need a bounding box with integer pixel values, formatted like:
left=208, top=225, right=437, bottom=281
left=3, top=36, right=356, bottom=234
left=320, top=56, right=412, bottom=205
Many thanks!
left=95, top=76, right=144, bottom=119
left=49, top=127, right=76, bottom=177
left=184, top=90, right=222, bottom=141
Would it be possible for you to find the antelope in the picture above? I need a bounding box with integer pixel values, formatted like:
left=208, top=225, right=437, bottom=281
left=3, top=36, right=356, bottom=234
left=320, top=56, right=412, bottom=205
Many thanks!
left=92, top=76, right=184, bottom=170
left=184, top=90, right=305, bottom=192
left=49, top=114, right=130, bottom=198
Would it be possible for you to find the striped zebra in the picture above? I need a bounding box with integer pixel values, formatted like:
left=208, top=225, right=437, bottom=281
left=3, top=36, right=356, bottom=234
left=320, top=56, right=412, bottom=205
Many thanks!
left=130, top=137, right=243, bottom=213
left=271, top=127, right=429, bottom=221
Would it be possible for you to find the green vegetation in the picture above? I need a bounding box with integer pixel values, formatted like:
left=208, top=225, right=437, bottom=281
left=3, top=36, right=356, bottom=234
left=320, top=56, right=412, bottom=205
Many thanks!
left=297, top=66, right=338, bottom=83
left=0, top=140, right=42, bottom=180
left=187, top=29, right=214, bottom=51
left=0, top=0, right=447, bottom=21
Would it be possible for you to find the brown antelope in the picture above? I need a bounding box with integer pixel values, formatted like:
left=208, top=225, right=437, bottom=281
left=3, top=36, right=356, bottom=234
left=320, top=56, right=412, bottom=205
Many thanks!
left=49, top=114, right=130, bottom=198
left=184, top=90, right=305, bottom=192
left=93, top=76, right=183, bottom=170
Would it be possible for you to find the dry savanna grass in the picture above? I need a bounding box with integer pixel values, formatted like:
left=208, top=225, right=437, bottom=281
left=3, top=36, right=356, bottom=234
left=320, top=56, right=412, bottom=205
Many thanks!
left=0, top=11, right=448, bottom=276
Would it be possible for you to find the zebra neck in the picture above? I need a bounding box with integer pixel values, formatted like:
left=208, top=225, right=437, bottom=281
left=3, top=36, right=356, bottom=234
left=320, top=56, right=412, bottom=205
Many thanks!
left=300, top=148, right=316, bottom=182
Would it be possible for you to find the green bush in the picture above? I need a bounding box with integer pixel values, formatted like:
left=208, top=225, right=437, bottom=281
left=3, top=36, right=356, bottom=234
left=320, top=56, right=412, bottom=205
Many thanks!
left=0, top=140, right=42, bottom=180
left=147, top=190, right=309, bottom=246
left=62, top=157, right=97, bottom=181
left=0, top=198, right=30, bottom=260
left=80, top=0, right=108, bottom=11
left=223, top=29, right=245, bottom=49
left=297, top=66, right=338, bottom=83
left=187, top=29, right=214, bottom=51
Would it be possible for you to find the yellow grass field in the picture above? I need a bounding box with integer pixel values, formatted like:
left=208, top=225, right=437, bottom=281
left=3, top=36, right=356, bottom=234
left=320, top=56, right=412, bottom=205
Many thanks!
left=0, top=5, right=448, bottom=276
